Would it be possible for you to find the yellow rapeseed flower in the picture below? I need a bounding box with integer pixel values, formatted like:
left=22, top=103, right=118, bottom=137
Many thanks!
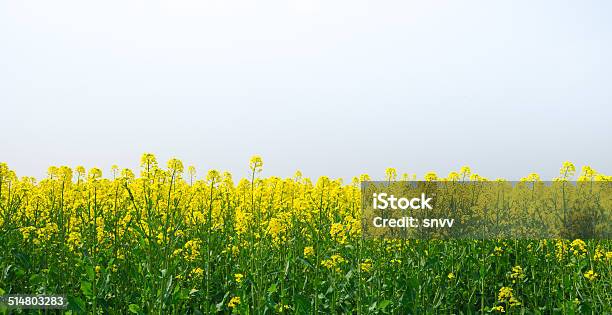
left=491, top=305, right=505, bottom=313
left=424, top=172, right=438, bottom=181
left=560, top=161, right=576, bottom=178
left=498, top=287, right=513, bottom=301
left=584, top=270, right=598, bottom=281
left=249, top=155, right=263, bottom=173
left=360, top=259, right=373, bottom=273
left=228, top=296, right=241, bottom=308
left=183, top=240, right=201, bottom=262
left=570, top=239, right=587, bottom=257
left=385, top=168, right=397, bottom=181
left=234, top=273, right=244, bottom=283
left=321, top=254, right=345, bottom=272
left=330, top=223, right=347, bottom=244
left=593, top=246, right=604, bottom=261
left=510, top=265, right=525, bottom=283
left=303, top=246, right=314, bottom=257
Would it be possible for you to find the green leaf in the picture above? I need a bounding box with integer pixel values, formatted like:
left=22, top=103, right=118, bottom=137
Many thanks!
left=67, top=296, right=86, bottom=313
left=176, top=288, right=190, bottom=301
left=294, top=294, right=311, bottom=313
left=128, top=304, right=141, bottom=314
left=267, top=283, right=278, bottom=295
left=368, top=301, right=377, bottom=312
left=378, top=300, right=391, bottom=310
left=29, top=273, right=44, bottom=285
left=80, top=280, right=93, bottom=298
left=86, top=265, right=95, bottom=282
left=345, top=269, right=353, bottom=281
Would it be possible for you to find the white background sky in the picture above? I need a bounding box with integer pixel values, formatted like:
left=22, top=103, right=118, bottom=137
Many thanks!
left=1, top=0, right=610, bottom=181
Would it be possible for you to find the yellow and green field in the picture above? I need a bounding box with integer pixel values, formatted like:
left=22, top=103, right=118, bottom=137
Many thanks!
left=0, top=155, right=610, bottom=314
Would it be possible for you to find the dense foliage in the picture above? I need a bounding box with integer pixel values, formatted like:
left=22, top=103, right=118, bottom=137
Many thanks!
left=0, top=156, right=610, bottom=314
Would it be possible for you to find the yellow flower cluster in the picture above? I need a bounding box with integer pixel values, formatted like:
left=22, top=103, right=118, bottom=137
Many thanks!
left=510, top=265, right=525, bottom=283
left=329, top=223, right=348, bottom=244
left=360, top=259, right=373, bottom=273
left=191, top=267, right=204, bottom=279
left=303, top=246, right=315, bottom=257
left=183, top=240, right=202, bottom=262
left=583, top=270, right=598, bottom=281
left=491, top=305, right=505, bottom=313
left=570, top=239, right=587, bottom=257
left=67, top=231, right=83, bottom=252
left=228, top=296, right=241, bottom=308
left=234, top=273, right=244, bottom=283
left=498, top=287, right=521, bottom=307
left=321, top=254, right=345, bottom=273
left=555, top=240, right=568, bottom=261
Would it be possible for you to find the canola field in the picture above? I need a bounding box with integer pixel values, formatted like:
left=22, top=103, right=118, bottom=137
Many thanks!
left=0, top=155, right=610, bottom=314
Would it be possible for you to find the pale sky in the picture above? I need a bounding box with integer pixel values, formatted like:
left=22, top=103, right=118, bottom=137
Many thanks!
left=1, top=0, right=610, bottom=181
